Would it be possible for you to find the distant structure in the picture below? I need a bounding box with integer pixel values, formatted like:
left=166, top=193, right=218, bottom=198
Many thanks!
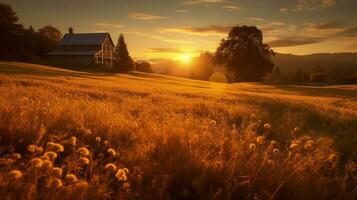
left=48, top=28, right=117, bottom=67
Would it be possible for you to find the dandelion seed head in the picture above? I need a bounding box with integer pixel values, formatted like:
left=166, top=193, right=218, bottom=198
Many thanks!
left=42, top=160, right=53, bottom=170
left=52, top=178, right=63, bottom=188
left=115, top=169, right=128, bottom=181
left=69, top=136, right=77, bottom=146
left=95, top=137, right=101, bottom=143
left=44, top=151, right=57, bottom=160
left=52, top=167, right=63, bottom=178
left=107, top=148, right=116, bottom=157
left=264, top=123, right=271, bottom=129
left=30, top=158, right=43, bottom=168
left=79, top=157, right=90, bottom=165
left=65, top=173, right=77, bottom=183
left=79, top=147, right=90, bottom=157
left=27, top=144, right=37, bottom=153
left=105, top=163, right=117, bottom=172
left=249, top=143, right=256, bottom=151
left=273, top=148, right=280, bottom=155
left=256, top=136, right=264, bottom=144
left=9, top=170, right=22, bottom=180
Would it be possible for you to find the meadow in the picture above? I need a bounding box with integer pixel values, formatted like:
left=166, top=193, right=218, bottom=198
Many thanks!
left=0, top=62, right=356, bottom=200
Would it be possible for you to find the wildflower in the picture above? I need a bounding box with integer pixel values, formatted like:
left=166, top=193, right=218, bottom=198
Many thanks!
left=95, top=137, right=101, bottom=143
left=264, top=123, right=271, bottom=129
left=270, top=140, right=278, bottom=146
left=209, top=120, right=216, bottom=126
left=289, top=143, right=298, bottom=150
left=8, top=170, right=22, bottom=180
left=304, top=140, right=316, bottom=151
left=115, top=169, right=128, bottom=181
left=11, top=153, right=22, bottom=160
left=104, top=140, right=110, bottom=146
left=52, top=178, right=63, bottom=188
left=328, top=154, right=339, bottom=162
left=79, top=157, right=90, bottom=165
left=65, top=173, right=77, bottom=183
left=69, top=137, right=77, bottom=146
left=27, top=144, right=38, bottom=153
left=121, top=182, right=130, bottom=191
left=256, top=136, right=264, bottom=144
left=46, top=142, right=64, bottom=153
left=249, top=143, right=256, bottom=151
left=44, top=151, right=58, bottom=160
left=105, top=163, right=117, bottom=172
left=273, top=148, right=280, bottom=155
left=79, top=147, right=90, bottom=157
left=36, top=147, right=43, bottom=154
left=107, top=148, right=116, bottom=157
left=122, top=168, right=129, bottom=174
left=52, top=167, right=63, bottom=178
left=30, top=158, right=43, bottom=168
left=42, top=160, right=53, bottom=170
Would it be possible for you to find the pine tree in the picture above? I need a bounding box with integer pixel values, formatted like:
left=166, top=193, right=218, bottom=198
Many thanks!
left=114, top=34, right=134, bottom=71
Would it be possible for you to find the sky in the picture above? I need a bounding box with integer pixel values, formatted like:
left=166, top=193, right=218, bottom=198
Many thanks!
left=4, top=0, right=357, bottom=62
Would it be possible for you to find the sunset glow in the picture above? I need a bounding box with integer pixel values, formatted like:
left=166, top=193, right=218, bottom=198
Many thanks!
left=179, top=53, right=193, bottom=64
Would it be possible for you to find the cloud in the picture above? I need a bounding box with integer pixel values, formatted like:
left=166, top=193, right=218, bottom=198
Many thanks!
left=295, top=0, right=337, bottom=11
left=336, top=26, right=357, bottom=37
left=311, top=21, right=349, bottom=30
left=127, top=12, right=165, bottom=20
left=280, top=8, right=289, bottom=12
left=93, top=22, right=123, bottom=29
left=161, top=25, right=232, bottom=36
left=182, top=0, right=225, bottom=6
left=222, top=5, right=241, bottom=12
left=249, top=17, right=264, bottom=22
left=268, top=36, right=325, bottom=47
left=176, top=10, right=189, bottom=13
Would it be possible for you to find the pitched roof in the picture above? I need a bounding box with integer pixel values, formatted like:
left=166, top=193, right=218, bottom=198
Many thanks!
left=60, top=33, right=112, bottom=46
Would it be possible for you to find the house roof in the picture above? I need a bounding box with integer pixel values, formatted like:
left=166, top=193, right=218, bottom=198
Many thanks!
left=48, top=50, right=100, bottom=56
left=60, top=33, right=113, bottom=46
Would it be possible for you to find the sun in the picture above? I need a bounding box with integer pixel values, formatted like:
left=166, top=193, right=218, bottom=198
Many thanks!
left=179, top=53, right=192, bottom=64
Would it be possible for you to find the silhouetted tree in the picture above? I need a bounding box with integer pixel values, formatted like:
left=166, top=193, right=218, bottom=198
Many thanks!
left=38, top=25, right=62, bottom=42
left=135, top=61, right=152, bottom=73
left=114, top=33, right=134, bottom=71
left=215, top=26, right=274, bottom=82
left=191, top=52, right=214, bottom=80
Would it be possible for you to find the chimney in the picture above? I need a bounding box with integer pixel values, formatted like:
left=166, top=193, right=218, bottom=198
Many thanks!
left=69, top=27, right=74, bottom=35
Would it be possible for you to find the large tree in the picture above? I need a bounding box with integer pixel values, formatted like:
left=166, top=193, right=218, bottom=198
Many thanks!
left=215, top=26, right=274, bottom=82
left=114, top=34, right=134, bottom=71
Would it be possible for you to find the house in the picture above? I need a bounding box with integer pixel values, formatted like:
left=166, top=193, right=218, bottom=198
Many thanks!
left=48, top=28, right=117, bottom=67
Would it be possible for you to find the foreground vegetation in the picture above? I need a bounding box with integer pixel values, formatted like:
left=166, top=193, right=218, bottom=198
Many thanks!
left=0, top=62, right=356, bottom=199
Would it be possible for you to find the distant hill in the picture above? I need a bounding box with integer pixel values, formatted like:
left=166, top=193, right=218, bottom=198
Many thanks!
left=273, top=53, right=357, bottom=74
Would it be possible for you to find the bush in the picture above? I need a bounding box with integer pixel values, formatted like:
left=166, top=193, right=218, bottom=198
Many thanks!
left=135, top=61, right=152, bottom=73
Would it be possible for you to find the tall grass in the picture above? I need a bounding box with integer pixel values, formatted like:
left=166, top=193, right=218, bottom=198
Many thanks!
left=0, top=63, right=356, bottom=199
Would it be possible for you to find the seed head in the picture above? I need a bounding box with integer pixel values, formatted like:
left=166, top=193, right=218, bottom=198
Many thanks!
left=273, top=148, right=280, bottom=155
left=69, top=137, right=77, bottom=146
left=115, top=169, right=128, bottom=181
left=121, top=182, right=130, bottom=191
left=95, top=137, right=101, bottom=143
left=249, top=143, right=256, bottom=151
left=264, top=124, right=271, bottom=129
left=65, top=173, right=77, bottom=183
left=52, top=178, right=63, bottom=188
left=30, top=158, right=44, bottom=168
left=11, top=153, right=22, bottom=160
left=44, top=151, right=58, bottom=160
left=9, top=170, right=22, bottom=180
left=79, top=157, right=90, bottom=165
left=79, top=147, right=90, bottom=157
left=27, top=144, right=37, bottom=153
left=42, top=160, right=53, bottom=170
left=256, top=136, right=264, bottom=144
left=107, top=148, right=116, bottom=157
left=105, top=163, right=117, bottom=172
left=52, top=167, right=63, bottom=178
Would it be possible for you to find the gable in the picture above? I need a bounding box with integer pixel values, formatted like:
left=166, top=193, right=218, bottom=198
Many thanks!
left=60, top=33, right=110, bottom=46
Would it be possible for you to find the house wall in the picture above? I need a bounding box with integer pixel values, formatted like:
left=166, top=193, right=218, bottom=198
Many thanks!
left=47, top=55, right=96, bottom=68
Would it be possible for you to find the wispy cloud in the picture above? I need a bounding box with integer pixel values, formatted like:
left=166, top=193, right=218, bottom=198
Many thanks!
left=93, top=22, right=123, bottom=29
left=335, top=26, right=357, bottom=37
left=151, top=36, right=194, bottom=44
left=268, top=36, right=325, bottom=47
left=127, top=12, right=166, bottom=20
left=295, top=0, right=337, bottom=11
left=222, top=5, right=241, bottom=12
left=182, top=0, right=225, bottom=6
left=309, top=21, right=349, bottom=30
left=279, top=8, right=289, bottom=12
left=249, top=17, right=265, bottom=22
left=176, top=9, right=189, bottom=13
left=149, top=48, right=183, bottom=53
left=161, top=25, right=232, bottom=36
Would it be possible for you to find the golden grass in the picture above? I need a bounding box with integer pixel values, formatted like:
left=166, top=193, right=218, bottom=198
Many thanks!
left=0, top=62, right=356, bottom=199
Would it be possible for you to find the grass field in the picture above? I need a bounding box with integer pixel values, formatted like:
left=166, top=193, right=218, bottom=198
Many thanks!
left=0, top=62, right=356, bottom=199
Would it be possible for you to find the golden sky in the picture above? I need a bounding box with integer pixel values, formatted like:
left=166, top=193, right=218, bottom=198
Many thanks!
left=5, top=0, right=357, bottom=61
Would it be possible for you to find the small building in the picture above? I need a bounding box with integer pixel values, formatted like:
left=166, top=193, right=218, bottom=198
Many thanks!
left=48, top=28, right=117, bottom=67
